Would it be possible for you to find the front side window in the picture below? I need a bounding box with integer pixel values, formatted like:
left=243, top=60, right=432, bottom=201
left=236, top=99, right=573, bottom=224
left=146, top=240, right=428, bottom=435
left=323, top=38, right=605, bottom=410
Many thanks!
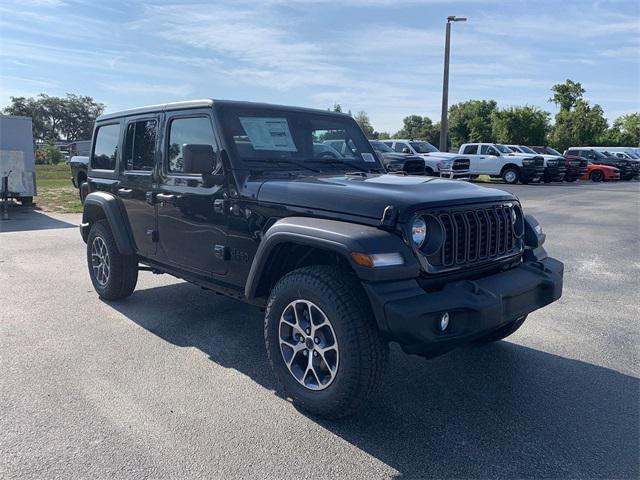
left=495, top=144, right=513, bottom=154
left=370, top=141, right=394, bottom=153
left=394, top=142, right=409, bottom=153
left=124, top=120, right=156, bottom=171
left=91, top=124, right=120, bottom=170
left=167, top=116, right=217, bottom=173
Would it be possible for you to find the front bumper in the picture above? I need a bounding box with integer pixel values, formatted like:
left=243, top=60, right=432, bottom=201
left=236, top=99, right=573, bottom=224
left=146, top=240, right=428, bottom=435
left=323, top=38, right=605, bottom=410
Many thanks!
left=544, top=164, right=566, bottom=182
left=363, top=255, right=563, bottom=357
left=520, top=165, right=544, bottom=183
left=439, top=169, right=470, bottom=180
left=564, top=160, right=587, bottom=181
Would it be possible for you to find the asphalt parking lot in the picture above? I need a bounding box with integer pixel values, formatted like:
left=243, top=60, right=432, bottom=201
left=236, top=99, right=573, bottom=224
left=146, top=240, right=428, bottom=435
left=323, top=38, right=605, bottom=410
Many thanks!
left=1, top=181, right=639, bottom=479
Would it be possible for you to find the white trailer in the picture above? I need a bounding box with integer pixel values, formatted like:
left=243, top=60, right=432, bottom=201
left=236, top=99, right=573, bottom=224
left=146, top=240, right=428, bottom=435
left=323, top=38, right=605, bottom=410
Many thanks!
left=0, top=115, right=37, bottom=205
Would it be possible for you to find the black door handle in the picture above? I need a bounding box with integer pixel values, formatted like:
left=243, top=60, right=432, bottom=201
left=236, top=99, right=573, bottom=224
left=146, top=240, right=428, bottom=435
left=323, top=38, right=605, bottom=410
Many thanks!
left=118, top=188, right=133, bottom=198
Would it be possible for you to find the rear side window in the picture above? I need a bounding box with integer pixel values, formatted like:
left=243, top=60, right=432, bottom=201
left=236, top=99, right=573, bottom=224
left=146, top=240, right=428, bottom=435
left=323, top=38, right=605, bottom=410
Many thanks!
left=462, top=145, right=476, bottom=154
left=124, top=120, right=157, bottom=171
left=92, top=124, right=120, bottom=170
left=167, top=117, right=217, bottom=173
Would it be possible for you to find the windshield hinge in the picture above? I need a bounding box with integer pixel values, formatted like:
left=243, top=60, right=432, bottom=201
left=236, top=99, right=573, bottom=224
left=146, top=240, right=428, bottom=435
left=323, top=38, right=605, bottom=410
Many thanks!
left=379, top=205, right=398, bottom=230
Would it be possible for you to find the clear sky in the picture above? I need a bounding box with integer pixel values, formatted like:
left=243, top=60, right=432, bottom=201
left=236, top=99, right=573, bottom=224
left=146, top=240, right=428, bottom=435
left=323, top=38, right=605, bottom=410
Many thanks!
left=0, top=0, right=638, bottom=133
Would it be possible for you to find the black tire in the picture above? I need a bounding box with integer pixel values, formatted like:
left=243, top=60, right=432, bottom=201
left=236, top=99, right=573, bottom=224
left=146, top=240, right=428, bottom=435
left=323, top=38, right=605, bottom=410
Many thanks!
left=476, top=315, right=528, bottom=343
left=590, top=170, right=604, bottom=182
left=86, top=220, right=138, bottom=300
left=20, top=196, right=33, bottom=206
left=502, top=167, right=520, bottom=185
left=264, top=265, right=388, bottom=419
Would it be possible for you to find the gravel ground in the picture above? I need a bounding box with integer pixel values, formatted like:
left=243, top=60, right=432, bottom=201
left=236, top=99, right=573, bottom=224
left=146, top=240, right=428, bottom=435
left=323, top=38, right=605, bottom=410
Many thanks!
left=1, top=180, right=638, bottom=479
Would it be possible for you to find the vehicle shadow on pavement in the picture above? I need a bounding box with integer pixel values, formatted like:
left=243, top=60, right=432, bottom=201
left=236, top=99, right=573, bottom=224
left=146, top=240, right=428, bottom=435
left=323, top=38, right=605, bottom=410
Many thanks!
left=109, top=282, right=639, bottom=479
left=0, top=206, right=76, bottom=233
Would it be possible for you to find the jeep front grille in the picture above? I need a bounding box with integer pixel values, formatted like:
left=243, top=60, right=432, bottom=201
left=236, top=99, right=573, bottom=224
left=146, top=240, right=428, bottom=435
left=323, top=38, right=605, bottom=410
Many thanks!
left=403, top=159, right=426, bottom=174
left=421, top=203, right=523, bottom=271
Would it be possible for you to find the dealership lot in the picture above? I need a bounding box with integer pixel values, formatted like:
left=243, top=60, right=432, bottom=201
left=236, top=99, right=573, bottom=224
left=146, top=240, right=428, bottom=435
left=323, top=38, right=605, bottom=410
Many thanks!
left=1, top=181, right=638, bottom=479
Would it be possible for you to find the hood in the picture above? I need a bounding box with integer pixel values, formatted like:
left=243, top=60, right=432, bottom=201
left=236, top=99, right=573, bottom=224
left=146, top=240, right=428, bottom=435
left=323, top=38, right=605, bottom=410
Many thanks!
left=255, top=173, right=515, bottom=222
left=423, top=151, right=463, bottom=159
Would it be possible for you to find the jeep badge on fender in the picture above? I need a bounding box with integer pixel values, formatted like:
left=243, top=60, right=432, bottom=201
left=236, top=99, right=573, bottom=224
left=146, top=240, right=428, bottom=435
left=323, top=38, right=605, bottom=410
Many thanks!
left=80, top=99, right=563, bottom=419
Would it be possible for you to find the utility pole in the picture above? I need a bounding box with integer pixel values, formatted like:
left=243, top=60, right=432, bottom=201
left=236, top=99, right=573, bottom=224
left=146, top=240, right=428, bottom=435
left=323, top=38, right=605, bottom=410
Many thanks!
left=439, top=15, right=466, bottom=152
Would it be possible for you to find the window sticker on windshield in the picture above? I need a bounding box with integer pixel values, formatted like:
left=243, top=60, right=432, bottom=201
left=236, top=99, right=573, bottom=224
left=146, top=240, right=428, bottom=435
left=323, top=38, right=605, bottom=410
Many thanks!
left=239, top=117, right=297, bottom=152
left=361, top=153, right=376, bottom=163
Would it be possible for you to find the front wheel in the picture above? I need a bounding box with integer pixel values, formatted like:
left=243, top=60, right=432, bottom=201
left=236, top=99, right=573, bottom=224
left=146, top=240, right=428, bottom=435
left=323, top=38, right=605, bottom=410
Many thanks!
left=86, top=220, right=138, bottom=300
left=590, top=170, right=604, bottom=182
left=264, top=265, right=388, bottom=419
left=502, top=167, right=520, bottom=184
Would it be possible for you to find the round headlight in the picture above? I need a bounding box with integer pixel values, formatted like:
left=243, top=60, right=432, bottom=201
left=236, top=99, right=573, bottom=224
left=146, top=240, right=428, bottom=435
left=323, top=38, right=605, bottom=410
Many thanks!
left=511, top=208, right=517, bottom=224
left=412, top=217, right=427, bottom=247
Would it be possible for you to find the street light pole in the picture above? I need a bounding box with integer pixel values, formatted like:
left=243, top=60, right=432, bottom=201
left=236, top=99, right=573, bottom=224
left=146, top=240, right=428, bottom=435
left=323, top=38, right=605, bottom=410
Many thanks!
left=439, top=15, right=466, bottom=152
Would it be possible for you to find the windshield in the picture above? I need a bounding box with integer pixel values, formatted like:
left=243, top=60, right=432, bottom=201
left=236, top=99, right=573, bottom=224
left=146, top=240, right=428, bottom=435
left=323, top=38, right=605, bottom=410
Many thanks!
left=546, top=147, right=562, bottom=156
left=217, top=105, right=382, bottom=171
left=495, top=144, right=514, bottom=153
left=409, top=141, right=439, bottom=153
left=518, top=145, right=537, bottom=154
left=370, top=141, right=394, bottom=153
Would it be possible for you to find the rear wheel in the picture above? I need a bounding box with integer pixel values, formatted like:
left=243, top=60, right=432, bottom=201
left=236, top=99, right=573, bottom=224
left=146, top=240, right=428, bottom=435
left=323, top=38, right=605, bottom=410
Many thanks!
left=502, top=167, right=520, bottom=185
left=476, top=315, right=528, bottom=343
left=86, top=220, right=138, bottom=300
left=264, top=265, right=388, bottom=419
left=590, top=170, right=604, bottom=182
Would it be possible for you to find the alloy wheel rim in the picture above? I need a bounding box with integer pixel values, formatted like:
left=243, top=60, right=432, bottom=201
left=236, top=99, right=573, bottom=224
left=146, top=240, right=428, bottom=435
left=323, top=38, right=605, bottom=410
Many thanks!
left=91, top=236, right=110, bottom=286
left=278, top=300, right=339, bottom=391
left=505, top=171, right=517, bottom=183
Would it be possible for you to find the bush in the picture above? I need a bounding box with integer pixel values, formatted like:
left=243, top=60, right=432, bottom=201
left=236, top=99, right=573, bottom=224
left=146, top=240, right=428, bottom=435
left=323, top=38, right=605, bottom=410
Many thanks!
left=43, top=139, right=63, bottom=165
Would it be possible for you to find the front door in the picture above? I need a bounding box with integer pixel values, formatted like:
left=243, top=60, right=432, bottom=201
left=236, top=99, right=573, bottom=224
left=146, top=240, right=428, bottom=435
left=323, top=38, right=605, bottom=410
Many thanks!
left=156, top=110, right=229, bottom=277
left=117, top=115, right=159, bottom=259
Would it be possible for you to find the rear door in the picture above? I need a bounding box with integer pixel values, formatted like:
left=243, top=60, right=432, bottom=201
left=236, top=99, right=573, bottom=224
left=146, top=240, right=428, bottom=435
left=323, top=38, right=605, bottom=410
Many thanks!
left=155, top=109, right=229, bottom=277
left=117, top=115, right=159, bottom=259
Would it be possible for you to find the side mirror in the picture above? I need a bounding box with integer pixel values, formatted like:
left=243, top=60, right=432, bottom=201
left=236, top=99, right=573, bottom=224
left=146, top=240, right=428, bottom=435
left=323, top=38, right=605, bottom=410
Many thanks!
left=402, top=147, right=411, bottom=154
left=183, top=144, right=215, bottom=175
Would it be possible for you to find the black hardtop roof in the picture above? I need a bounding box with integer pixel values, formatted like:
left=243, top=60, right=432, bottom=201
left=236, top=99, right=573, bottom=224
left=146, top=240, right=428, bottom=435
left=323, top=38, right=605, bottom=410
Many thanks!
left=96, top=99, right=352, bottom=122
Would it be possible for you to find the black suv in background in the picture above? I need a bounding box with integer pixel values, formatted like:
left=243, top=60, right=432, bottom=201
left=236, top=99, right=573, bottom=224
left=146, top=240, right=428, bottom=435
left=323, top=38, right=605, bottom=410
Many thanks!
left=369, top=140, right=425, bottom=174
left=564, top=148, right=639, bottom=180
left=81, top=100, right=563, bottom=418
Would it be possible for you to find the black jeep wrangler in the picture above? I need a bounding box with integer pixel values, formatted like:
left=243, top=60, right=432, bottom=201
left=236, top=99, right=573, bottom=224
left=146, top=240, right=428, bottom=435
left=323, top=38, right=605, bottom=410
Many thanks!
left=81, top=100, right=563, bottom=418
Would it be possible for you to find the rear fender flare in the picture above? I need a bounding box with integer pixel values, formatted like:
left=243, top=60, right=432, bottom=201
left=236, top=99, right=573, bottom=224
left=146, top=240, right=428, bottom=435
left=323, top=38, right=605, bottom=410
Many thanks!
left=81, top=192, right=135, bottom=255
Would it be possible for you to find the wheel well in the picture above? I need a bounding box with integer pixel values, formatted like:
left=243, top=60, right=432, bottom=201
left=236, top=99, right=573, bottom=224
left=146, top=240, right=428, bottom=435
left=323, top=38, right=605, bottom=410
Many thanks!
left=253, top=243, right=353, bottom=299
left=77, top=171, right=87, bottom=184
left=500, top=163, right=520, bottom=175
left=425, top=166, right=435, bottom=175
left=81, top=204, right=106, bottom=242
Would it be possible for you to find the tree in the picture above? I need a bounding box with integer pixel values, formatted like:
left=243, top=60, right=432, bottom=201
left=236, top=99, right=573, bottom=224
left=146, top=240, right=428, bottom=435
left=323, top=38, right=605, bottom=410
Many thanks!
left=549, top=99, right=609, bottom=151
left=354, top=111, right=375, bottom=138
left=549, top=79, right=585, bottom=112
left=599, top=113, right=640, bottom=146
left=447, top=100, right=497, bottom=148
left=331, top=104, right=342, bottom=113
left=394, top=115, right=440, bottom=145
left=2, top=93, right=105, bottom=142
left=491, top=106, right=550, bottom=145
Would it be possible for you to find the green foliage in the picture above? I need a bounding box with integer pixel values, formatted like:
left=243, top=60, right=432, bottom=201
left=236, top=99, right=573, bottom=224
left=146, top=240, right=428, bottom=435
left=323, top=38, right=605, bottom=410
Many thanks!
left=354, top=111, right=375, bottom=138
left=394, top=115, right=440, bottom=145
left=549, top=79, right=585, bottom=111
left=549, top=99, right=609, bottom=151
left=491, top=106, right=550, bottom=145
left=43, top=138, right=63, bottom=164
left=448, top=100, right=497, bottom=148
left=598, top=113, right=640, bottom=146
left=377, top=131, right=391, bottom=140
left=3, top=93, right=105, bottom=142
left=331, top=104, right=343, bottom=113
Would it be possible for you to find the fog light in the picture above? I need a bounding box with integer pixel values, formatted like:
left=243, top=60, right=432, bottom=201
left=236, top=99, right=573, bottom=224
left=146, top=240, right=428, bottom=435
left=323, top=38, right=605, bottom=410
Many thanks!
left=439, top=312, right=450, bottom=332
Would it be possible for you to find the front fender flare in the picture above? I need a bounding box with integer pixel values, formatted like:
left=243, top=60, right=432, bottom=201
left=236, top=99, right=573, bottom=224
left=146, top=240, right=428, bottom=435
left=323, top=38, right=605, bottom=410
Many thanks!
left=81, top=191, right=135, bottom=255
left=244, top=217, right=420, bottom=299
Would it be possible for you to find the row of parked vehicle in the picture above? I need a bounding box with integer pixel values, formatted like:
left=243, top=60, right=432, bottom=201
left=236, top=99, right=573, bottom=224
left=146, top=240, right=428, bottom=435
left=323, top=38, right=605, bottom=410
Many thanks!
left=368, top=139, right=639, bottom=184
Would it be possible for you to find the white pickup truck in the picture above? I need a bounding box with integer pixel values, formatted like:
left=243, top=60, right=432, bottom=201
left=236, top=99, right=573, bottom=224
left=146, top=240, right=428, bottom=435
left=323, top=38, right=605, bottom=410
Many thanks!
left=458, top=143, right=545, bottom=184
left=383, top=139, right=470, bottom=179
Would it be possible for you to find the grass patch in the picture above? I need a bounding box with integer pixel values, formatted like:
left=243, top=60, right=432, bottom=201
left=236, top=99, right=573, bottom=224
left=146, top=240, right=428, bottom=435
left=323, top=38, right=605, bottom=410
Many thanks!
left=34, top=163, right=83, bottom=213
